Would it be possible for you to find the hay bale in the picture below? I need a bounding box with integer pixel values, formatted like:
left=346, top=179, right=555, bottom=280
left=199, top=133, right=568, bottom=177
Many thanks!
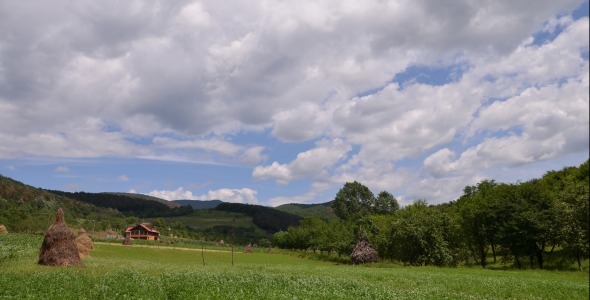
left=76, top=228, right=94, bottom=258
left=0, top=224, right=8, bottom=234
left=349, top=234, right=379, bottom=264
left=243, top=243, right=253, bottom=253
left=38, top=208, right=84, bottom=267
left=122, top=235, right=132, bottom=246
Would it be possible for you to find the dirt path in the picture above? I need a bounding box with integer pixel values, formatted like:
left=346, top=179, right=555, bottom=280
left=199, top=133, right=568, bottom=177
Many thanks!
left=94, top=241, right=233, bottom=253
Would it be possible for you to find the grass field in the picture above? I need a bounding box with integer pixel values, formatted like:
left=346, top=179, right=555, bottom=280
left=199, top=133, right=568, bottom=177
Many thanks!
left=1, top=233, right=588, bottom=299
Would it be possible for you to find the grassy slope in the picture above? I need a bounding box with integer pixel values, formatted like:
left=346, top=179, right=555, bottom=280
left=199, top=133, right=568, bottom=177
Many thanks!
left=275, top=202, right=336, bottom=219
left=1, top=234, right=588, bottom=300
left=108, top=192, right=181, bottom=208
left=164, top=209, right=265, bottom=233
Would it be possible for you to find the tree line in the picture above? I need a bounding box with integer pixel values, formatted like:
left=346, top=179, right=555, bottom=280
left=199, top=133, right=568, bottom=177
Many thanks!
left=47, top=190, right=195, bottom=218
left=273, top=160, right=589, bottom=270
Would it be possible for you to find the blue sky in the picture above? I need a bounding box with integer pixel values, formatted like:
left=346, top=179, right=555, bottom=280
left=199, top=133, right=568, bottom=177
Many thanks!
left=1, top=0, right=588, bottom=207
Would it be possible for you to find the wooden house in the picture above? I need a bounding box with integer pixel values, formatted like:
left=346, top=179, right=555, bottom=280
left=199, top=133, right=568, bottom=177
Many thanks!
left=124, top=223, right=160, bottom=241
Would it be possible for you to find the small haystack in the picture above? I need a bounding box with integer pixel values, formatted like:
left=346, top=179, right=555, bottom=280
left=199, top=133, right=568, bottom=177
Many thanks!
left=38, top=208, right=84, bottom=267
left=243, top=243, right=253, bottom=253
left=0, top=224, right=8, bottom=234
left=349, top=234, right=379, bottom=265
left=122, top=235, right=132, bottom=246
left=76, top=227, right=94, bottom=258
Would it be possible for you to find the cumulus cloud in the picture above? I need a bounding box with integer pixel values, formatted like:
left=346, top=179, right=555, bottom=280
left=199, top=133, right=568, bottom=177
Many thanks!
left=147, top=187, right=258, bottom=204
left=253, top=139, right=351, bottom=184
left=0, top=0, right=587, bottom=205
left=197, top=188, right=258, bottom=204
left=147, top=187, right=197, bottom=201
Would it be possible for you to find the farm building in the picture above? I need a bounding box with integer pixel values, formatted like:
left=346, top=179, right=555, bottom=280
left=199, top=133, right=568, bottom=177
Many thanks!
left=124, top=223, right=160, bottom=241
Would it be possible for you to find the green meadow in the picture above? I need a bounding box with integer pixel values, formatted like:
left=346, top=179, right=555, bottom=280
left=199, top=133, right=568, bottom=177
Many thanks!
left=1, top=234, right=588, bottom=299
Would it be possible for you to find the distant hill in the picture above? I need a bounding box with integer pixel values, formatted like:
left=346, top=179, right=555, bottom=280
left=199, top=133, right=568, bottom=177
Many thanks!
left=0, top=174, right=304, bottom=244
left=109, top=192, right=180, bottom=208
left=173, top=199, right=222, bottom=209
left=47, top=190, right=193, bottom=218
left=275, top=201, right=336, bottom=220
left=215, top=202, right=302, bottom=233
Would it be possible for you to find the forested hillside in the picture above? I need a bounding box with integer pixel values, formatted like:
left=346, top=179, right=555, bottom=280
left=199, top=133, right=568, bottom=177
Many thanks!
left=0, top=175, right=301, bottom=244
left=274, top=159, right=589, bottom=270
left=275, top=202, right=336, bottom=219
left=174, top=199, right=222, bottom=209
left=0, top=175, right=125, bottom=233
left=47, top=190, right=194, bottom=218
left=216, top=202, right=302, bottom=233
left=110, top=192, right=181, bottom=208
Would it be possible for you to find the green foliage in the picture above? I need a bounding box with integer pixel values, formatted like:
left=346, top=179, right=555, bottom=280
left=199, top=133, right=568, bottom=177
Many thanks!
left=456, top=159, right=590, bottom=270
left=275, top=202, right=336, bottom=219
left=331, top=181, right=376, bottom=221
left=0, top=175, right=124, bottom=234
left=48, top=190, right=194, bottom=218
left=387, top=200, right=457, bottom=266
left=282, top=159, right=589, bottom=271
left=332, top=182, right=400, bottom=221
left=374, top=191, right=400, bottom=215
left=215, top=202, right=302, bottom=233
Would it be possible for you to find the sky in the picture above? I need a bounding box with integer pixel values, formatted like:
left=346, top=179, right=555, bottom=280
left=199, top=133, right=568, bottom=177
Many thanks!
left=0, top=0, right=588, bottom=207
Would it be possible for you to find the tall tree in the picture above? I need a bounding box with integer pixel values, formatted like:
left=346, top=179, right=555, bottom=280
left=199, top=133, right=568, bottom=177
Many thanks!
left=541, top=160, right=589, bottom=270
left=389, top=200, right=456, bottom=266
left=457, top=180, right=500, bottom=268
left=374, top=191, right=400, bottom=215
left=331, top=181, right=375, bottom=221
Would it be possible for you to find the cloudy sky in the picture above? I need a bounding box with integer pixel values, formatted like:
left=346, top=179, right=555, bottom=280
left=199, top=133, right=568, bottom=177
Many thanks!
left=1, top=0, right=588, bottom=207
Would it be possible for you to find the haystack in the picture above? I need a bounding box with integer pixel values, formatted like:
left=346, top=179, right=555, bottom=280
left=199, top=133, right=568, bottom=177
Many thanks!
left=38, top=208, right=84, bottom=267
left=349, top=234, right=379, bottom=264
left=76, top=227, right=94, bottom=258
left=123, top=235, right=132, bottom=246
left=243, top=243, right=253, bottom=253
left=0, top=224, right=8, bottom=234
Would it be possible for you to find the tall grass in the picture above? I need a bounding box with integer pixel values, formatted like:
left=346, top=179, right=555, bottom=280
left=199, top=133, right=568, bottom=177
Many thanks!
left=1, top=234, right=588, bottom=299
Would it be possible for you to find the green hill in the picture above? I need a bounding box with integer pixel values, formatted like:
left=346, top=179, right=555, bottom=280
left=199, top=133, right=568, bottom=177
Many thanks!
left=0, top=174, right=302, bottom=244
left=0, top=175, right=125, bottom=233
left=109, top=192, right=181, bottom=208
left=275, top=201, right=336, bottom=220
left=161, top=209, right=270, bottom=243
left=173, top=199, right=222, bottom=209
left=159, top=202, right=302, bottom=244
left=215, top=202, right=302, bottom=233
left=47, top=190, right=193, bottom=218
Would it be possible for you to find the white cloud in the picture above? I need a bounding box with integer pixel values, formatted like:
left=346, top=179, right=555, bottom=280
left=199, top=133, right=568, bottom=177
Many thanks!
left=54, top=166, right=69, bottom=173
left=268, top=192, right=318, bottom=207
left=253, top=139, right=351, bottom=184
left=147, top=187, right=197, bottom=201
left=146, top=187, right=258, bottom=204
left=197, top=188, right=258, bottom=204
left=0, top=0, right=587, bottom=205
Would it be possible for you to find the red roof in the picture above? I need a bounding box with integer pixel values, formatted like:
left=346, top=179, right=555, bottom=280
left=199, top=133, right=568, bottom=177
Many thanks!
left=125, top=223, right=160, bottom=234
